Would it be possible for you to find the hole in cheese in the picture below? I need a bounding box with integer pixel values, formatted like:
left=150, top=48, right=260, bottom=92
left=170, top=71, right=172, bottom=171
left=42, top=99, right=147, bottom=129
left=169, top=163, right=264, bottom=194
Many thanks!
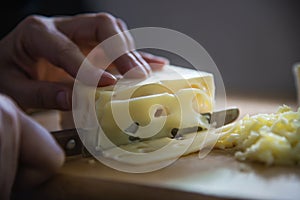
left=192, top=93, right=211, bottom=113
left=154, top=107, right=168, bottom=117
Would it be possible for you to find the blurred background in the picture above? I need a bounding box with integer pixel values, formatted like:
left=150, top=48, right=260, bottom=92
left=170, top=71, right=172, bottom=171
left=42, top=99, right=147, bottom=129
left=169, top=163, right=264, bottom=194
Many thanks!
left=1, top=0, right=299, bottom=98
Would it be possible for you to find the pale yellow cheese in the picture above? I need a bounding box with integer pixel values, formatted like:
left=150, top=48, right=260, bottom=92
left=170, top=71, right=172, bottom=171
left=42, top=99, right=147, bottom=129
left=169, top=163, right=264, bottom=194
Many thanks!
left=95, top=65, right=215, bottom=150
left=97, top=65, right=215, bottom=102
left=94, top=65, right=300, bottom=166
left=101, top=105, right=300, bottom=166
left=102, top=130, right=218, bottom=165
left=216, top=105, right=300, bottom=166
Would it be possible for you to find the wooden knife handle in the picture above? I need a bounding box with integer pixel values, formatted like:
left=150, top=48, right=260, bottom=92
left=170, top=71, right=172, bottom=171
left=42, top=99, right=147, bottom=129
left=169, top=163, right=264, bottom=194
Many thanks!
left=50, top=128, right=83, bottom=157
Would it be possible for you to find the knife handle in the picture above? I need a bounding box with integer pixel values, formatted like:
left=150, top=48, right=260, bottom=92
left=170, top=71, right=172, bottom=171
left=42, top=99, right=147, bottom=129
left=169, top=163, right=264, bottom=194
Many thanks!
left=50, top=128, right=83, bottom=157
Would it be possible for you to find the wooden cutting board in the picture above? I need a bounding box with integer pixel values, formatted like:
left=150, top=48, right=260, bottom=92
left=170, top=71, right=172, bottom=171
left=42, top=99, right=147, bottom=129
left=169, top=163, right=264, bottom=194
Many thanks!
left=26, top=92, right=300, bottom=200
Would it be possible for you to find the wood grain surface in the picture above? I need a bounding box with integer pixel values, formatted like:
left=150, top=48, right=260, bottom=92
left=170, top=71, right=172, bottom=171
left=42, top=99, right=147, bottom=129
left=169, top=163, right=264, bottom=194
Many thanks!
left=19, top=92, right=300, bottom=200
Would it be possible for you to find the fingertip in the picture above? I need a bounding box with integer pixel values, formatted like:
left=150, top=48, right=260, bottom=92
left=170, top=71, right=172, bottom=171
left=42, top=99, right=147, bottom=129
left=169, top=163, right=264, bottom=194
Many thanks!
left=133, top=52, right=152, bottom=74
left=113, top=54, right=149, bottom=79
left=98, top=72, right=117, bottom=87
left=156, top=56, right=170, bottom=65
left=140, top=51, right=170, bottom=66
left=149, top=63, right=166, bottom=71
left=140, top=54, right=168, bottom=71
left=123, top=66, right=148, bottom=79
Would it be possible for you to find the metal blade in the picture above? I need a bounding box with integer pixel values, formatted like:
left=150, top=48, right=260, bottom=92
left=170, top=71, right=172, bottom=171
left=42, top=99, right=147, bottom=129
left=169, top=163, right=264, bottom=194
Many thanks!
left=208, top=107, right=240, bottom=128
left=51, top=107, right=239, bottom=157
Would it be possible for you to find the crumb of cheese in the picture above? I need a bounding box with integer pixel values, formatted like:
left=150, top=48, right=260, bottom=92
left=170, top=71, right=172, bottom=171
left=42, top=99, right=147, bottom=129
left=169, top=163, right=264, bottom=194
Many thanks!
left=216, top=105, right=300, bottom=166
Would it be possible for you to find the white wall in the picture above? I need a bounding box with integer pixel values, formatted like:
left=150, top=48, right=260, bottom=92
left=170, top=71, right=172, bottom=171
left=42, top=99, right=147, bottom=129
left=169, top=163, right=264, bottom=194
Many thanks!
left=86, top=0, right=300, bottom=96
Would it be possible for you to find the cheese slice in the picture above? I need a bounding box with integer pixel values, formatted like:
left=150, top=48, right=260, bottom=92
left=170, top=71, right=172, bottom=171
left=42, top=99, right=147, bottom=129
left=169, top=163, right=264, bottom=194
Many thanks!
left=94, top=65, right=215, bottom=150
left=102, top=130, right=219, bottom=165
left=96, top=65, right=215, bottom=101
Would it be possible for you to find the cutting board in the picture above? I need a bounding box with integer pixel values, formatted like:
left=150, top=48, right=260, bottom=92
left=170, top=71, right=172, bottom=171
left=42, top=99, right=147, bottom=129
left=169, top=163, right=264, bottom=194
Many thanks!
left=25, top=92, right=300, bottom=200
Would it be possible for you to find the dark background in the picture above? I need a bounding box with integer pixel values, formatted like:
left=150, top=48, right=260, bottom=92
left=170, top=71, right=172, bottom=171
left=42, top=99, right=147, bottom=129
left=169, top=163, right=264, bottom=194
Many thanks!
left=1, top=0, right=299, bottom=97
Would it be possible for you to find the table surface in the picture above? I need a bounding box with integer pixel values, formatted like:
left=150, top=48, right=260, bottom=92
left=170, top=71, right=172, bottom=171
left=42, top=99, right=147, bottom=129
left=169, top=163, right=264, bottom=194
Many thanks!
left=25, top=92, right=300, bottom=200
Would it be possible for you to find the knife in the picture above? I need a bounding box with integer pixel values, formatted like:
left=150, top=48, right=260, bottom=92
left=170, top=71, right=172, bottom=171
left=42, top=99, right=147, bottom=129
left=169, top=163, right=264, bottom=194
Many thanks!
left=50, top=107, right=239, bottom=157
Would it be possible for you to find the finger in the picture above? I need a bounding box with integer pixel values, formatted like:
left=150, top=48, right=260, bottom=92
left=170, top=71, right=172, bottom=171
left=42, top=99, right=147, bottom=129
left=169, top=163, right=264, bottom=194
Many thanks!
left=54, top=13, right=148, bottom=78
left=139, top=51, right=170, bottom=71
left=113, top=54, right=148, bottom=78
left=116, top=18, right=168, bottom=71
left=0, top=95, right=20, bottom=199
left=14, top=111, right=65, bottom=190
left=2, top=70, right=72, bottom=110
left=116, top=18, right=151, bottom=74
left=23, top=80, right=72, bottom=110
left=19, top=15, right=116, bottom=86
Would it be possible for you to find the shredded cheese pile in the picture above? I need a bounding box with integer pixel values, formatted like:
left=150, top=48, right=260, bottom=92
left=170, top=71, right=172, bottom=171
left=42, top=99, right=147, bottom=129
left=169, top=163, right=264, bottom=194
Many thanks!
left=215, top=105, right=300, bottom=166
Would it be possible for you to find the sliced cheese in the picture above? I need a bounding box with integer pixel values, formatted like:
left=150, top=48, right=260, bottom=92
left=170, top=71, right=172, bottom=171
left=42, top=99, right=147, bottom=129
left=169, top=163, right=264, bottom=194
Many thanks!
left=97, top=65, right=215, bottom=101
left=102, top=130, right=219, bottom=165
left=94, top=65, right=215, bottom=150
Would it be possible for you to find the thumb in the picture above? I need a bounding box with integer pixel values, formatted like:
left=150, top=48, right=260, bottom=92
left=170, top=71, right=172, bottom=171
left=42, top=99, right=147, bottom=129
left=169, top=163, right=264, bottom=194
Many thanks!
left=20, top=80, right=72, bottom=110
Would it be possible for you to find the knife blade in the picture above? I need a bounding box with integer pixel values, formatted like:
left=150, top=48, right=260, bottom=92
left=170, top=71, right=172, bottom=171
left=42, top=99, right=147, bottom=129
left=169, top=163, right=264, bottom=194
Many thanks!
left=50, top=107, right=239, bottom=157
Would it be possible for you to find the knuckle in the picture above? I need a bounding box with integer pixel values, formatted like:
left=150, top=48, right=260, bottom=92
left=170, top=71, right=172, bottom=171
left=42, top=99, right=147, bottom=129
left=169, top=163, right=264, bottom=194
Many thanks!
left=56, top=41, right=79, bottom=61
left=58, top=41, right=78, bottom=55
left=94, top=12, right=116, bottom=24
left=20, top=15, right=50, bottom=40
left=23, top=15, right=47, bottom=30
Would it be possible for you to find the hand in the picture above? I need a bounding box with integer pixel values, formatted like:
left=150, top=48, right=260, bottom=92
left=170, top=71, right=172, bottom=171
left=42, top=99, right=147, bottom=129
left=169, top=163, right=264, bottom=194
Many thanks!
left=0, top=94, right=64, bottom=200
left=0, top=13, right=169, bottom=111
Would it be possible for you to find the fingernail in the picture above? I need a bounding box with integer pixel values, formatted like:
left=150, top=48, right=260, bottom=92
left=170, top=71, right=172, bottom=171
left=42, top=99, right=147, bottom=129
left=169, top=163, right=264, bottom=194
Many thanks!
left=125, top=66, right=148, bottom=78
left=56, top=91, right=71, bottom=110
left=142, top=62, right=152, bottom=73
left=158, top=57, right=170, bottom=64
left=99, top=72, right=117, bottom=86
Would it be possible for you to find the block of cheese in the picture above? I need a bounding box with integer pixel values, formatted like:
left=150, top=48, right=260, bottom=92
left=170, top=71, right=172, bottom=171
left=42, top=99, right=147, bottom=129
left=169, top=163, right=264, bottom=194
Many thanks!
left=94, top=65, right=215, bottom=150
